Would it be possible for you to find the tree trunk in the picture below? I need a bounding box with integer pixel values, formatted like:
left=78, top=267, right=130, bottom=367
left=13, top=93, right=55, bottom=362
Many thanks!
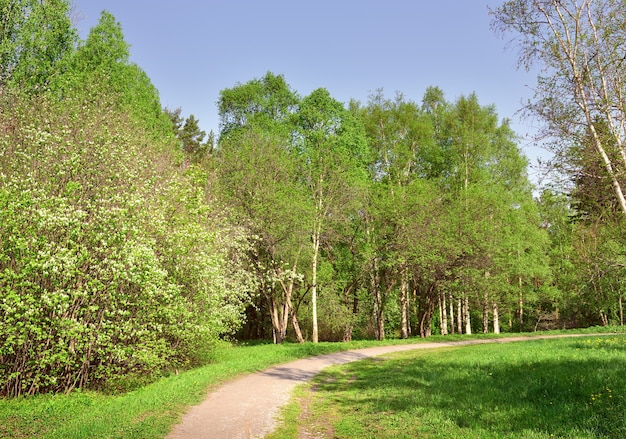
left=279, top=273, right=305, bottom=344
left=482, top=291, right=489, bottom=334
left=267, top=295, right=287, bottom=344
left=518, top=276, right=524, bottom=332
left=456, top=297, right=463, bottom=334
left=448, top=293, right=455, bottom=334
left=600, top=312, right=609, bottom=326
left=342, top=284, right=358, bottom=342
left=400, top=272, right=410, bottom=339
left=439, top=290, right=448, bottom=336
left=370, top=258, right=385, bottom=341
left=464, top=295, right=472, bottom=335
left=492, top=301, right=500, bottom=334
left=311, top=223, right=321, bottom=343
left=418, top=284, right=436, bottom=338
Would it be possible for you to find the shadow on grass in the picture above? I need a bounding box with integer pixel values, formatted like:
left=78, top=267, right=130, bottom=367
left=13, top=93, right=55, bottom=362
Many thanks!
left=314, top=341, right=626, bottom=438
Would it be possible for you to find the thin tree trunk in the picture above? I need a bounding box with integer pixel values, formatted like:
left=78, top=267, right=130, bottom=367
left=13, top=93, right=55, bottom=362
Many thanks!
left=464, top=295, right=472, bottom=335
left=268, top=295, right=287, bottom=344
left=457, top=297, right=463, bottom=334
left=400, top=272, right=410, bottom=339
left=370, top=257, right=385, bottom=341
left=311, top=222, right=321, bottom=343
left=448, top=292, right=455, bottom=334
left=342, top=282, right=358, bottom=342
left=518, top=275, right=524, bottom=332
left=482, top=291, right=489, bottom=334
left=493, top=301, right=500, bottom=334
left=439, top=290, right=448, bottom=336
left=285, top=290, right=304, bottom=344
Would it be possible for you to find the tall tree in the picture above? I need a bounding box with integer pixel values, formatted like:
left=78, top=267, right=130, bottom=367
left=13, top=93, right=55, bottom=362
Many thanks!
left=217, top=73, right=308, bottom=343
left=59, top=11, right=169, bottom=134
left=218, top=71, right=299, bottom=140
left=358, top=90, right=437, bottom=339
left=293, top=88, right=370, bottom=343
left=166, top=108, right=211, bottom=159
left=491, top=0, right=626, bottom=215
left=432, top=92, right=548, bottom=335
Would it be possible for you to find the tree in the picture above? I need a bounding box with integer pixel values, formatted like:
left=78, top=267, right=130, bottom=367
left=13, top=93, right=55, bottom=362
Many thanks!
left=166, top=108, right=211, bottom=159
left=217, top=73, right=308, bottom=343
left=0, top=0, right=76, bottom=91
left=218, top=71, right=299, bottom=140
left=425, top=91, right=550, bottom=335
left=217, top=128, right=310, bottom=343
left=293, top=88, right=370, bottom=343
left=491, top=0, right=626, bottom=215
left=0, top=9, right=253, bottom=396
left=59, top=11, right=169, bottom=135
left=358, top=90, right=438, bottom=339
left=570, top=117, right=624, bottom=219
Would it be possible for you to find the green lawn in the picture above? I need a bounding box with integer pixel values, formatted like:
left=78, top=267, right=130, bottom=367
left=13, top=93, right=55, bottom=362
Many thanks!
left=1, top=329, right=622, bottom=439
left=0, top=337, right=433, bottom=439
left=270, top=334, right=626, bottom=438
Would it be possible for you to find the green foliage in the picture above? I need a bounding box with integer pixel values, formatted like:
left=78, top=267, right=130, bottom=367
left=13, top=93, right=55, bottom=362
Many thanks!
left=51, top=11, right=170, bottom=136
left=0, top=0, right=76, bottom=91
left=0, top=74, right=252, bottom=395
left=165, top=108, right=213, bottom=160
left=218, top=71, right=299, bottom=139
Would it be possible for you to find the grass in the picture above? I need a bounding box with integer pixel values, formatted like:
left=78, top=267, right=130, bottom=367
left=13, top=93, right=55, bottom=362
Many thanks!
left=270, top=333, right=626, bottom=438
left=0, top=327, right=623, bottom=438
left=0, top=337, right=441, bottom=439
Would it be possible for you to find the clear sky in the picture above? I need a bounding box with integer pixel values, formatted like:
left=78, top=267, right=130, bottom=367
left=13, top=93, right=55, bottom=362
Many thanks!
left=71, top=0, right=547, bottom=182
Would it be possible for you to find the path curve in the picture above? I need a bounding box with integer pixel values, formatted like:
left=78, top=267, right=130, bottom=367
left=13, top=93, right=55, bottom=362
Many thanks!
left=166, top=334, right=602, bottom=439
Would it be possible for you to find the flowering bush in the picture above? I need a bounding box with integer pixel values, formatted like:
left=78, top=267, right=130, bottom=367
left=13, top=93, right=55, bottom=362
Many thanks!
left=0, top=87, right=253, bottom=396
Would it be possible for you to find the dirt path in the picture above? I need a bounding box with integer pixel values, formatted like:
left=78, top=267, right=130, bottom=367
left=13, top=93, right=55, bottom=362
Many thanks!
left=165, top=334, right=600, bottom=439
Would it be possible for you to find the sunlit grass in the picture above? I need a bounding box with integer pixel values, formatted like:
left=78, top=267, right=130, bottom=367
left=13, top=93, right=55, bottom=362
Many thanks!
left=0, top=337, right=432, bottom=439
left=1, top=329, right=624, bottom=438
left=272, top=334, right=626, bottom=438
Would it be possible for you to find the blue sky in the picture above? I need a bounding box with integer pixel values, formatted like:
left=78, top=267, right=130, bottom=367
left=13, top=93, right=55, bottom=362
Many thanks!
left=72, top=1, right=547, bottom=182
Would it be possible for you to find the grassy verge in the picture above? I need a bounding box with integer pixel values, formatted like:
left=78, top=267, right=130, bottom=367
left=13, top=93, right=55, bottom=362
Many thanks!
left=270, top=332, right=626, bottom=438
left=0, top=327, right=622, bottom=438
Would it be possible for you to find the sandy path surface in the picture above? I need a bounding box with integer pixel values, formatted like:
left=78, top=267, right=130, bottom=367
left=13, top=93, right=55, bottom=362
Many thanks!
left=165, top=334, right=598, bottom=439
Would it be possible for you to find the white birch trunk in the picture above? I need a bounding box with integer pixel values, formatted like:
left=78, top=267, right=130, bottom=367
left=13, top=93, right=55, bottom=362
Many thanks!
left=492, top=301, right=500, bottom=334
left=439, top=291, right=448, bottom=336
left=464, top=295, right=472, bottom=335
left=400, top=273, right=409, bottom=339
left=518, top=275, right=524, bottom=333
left=457, top=297, right=463, bottom=334
left=311, top=225, right=321, bottom=343
left=448, top=293, right=455, bottom=334
left=482, top=291, right=489, bottom=334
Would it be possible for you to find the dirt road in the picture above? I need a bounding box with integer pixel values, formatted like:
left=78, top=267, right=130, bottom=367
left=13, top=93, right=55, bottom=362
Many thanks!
left=165, top=334, right=599, bottom=439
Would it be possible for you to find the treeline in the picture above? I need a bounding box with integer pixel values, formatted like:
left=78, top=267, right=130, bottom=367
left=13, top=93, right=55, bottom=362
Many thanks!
left=216, top=73, right=550, bottom=344
left=1, top=2, right=625, bottom=397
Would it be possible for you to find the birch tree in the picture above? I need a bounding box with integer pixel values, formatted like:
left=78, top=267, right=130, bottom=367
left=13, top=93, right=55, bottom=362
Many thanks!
left=293, top=88, right=369, bottom=343
left=491, top=0, right=626, bottom=214
left=217, top=73, right=308, bottom=343
left=358, top=90, right=437, bottom=339
left=0, top=0, right=76, bottom=91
